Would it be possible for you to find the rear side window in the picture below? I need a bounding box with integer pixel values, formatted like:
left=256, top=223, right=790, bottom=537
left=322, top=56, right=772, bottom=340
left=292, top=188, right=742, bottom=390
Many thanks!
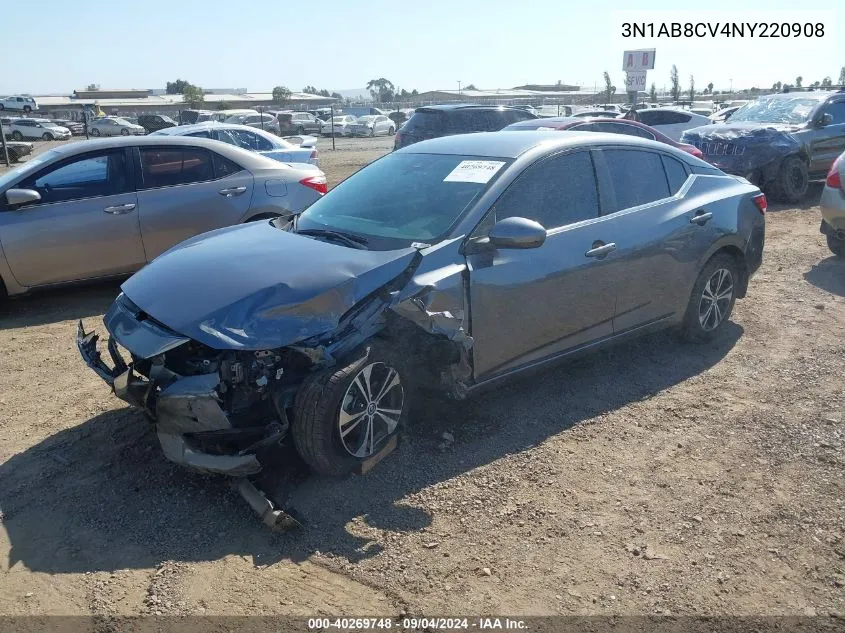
left=450, top=110, right=496, bottom=132
left=403, top=111, right=444, bottom=133
left=187, top=131, right=211, bottom=138
left=494, top=151, right=600, bottom=229
left=603, top=150, right=671, bottom=210
left=212, top=153, right=243, bottom=178
left=140, top=148, right=213, bottom=189
left=639, top=110, right=690, bottom=125
left=661, top=155, right=689, bottom=195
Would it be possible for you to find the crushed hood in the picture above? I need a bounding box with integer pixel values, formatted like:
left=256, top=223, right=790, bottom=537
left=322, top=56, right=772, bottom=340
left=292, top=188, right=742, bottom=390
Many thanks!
left=121, top=222, right=418, bottom=350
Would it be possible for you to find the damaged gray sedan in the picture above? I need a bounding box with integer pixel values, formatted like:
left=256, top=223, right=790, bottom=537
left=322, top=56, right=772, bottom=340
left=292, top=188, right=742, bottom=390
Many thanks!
left=78, top=131, right=765, bottom=502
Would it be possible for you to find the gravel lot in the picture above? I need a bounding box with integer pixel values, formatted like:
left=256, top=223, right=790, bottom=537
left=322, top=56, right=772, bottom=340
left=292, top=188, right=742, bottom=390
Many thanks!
left=0, top=134, right=843, bottom=621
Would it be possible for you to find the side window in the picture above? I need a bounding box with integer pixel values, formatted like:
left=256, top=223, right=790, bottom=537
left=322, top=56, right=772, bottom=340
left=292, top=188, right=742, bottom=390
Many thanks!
left=215, top=130, right=239, bottom=145
left=822, top=101, right=845, bottom=124
left=640, top=111, right=690, bottom=125
left=212, top=153, right=243, bottom=179
left=20, top=151, right=129, bottom=204
left=603, top=150, right=671, bottom=210
left=662, top=155, right=689, bottom=195
left=493, top=151, right=600, bottom=229
left=187, top=131, right=211, bottom=138
left=230, top=129, right=272, bottom=151
left=139, top=148, right=213, bottom=189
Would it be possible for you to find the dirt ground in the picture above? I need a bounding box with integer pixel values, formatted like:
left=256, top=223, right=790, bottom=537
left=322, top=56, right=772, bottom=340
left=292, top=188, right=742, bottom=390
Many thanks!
left=0, top=135, right=843, bottom=622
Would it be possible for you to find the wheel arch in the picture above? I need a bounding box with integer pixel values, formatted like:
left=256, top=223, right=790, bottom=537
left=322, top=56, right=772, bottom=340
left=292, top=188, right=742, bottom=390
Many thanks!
left=707, top=244, right=749, bottom=299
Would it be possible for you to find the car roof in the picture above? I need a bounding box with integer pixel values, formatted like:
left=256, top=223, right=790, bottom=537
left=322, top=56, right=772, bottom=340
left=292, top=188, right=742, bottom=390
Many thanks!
left=760, top=90, right=836, bottom=101
left=152, top=121, right=280, bottom=137
left=415, top=103, right=532, bottom=113
left=44, top=135, right=282, bottom=169
left=395, top=130, right=684, bottom=159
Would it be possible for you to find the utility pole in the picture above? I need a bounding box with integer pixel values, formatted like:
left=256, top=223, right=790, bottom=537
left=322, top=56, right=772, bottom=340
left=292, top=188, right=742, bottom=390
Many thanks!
left=0, top=118, right=9, bottom=167
left=729, top=78, right=733, bottom=95
left=457, top=80, right=461, bottom=96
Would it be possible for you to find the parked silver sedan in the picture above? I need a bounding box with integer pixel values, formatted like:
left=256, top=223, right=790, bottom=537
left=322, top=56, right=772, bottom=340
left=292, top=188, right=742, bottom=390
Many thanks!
left=0, top=136, right=326, bottom=298
left=349, top=115, right=396, bottom=137
left=90, top=117, right=146, bottom=137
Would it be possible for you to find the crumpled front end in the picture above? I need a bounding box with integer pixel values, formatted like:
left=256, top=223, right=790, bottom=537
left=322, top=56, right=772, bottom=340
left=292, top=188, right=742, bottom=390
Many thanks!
left=681, top=125, right=803, bottom=185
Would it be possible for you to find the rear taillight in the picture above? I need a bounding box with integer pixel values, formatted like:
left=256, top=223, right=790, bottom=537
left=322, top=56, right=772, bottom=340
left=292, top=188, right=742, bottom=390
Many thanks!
left=309, top=149, right=318, bottom=160
left=752, top=192, right=767, bottom=215
left=394, top=131, right=402, bottom=147
left=826, top=154, right=843, bottom=190
left=691, top=147, right=703, bottom=159
left=299, top=175, right=327, bottom=194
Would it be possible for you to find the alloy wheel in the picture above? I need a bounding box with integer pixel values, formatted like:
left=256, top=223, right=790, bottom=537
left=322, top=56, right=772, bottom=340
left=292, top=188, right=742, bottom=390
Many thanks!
left=698, top=268, right=733, bottom=331
left=338, top=362, right=404, bottom=458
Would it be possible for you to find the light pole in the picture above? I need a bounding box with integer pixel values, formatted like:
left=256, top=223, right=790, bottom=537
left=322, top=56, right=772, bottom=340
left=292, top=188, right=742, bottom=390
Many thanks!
left=729, top=78, right=733, bottom=95
left=457, top=80, right=461, bottom=96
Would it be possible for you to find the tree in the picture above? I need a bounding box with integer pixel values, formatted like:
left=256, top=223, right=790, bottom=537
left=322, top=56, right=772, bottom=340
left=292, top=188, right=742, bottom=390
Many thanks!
left=707, top=82, right=713, bottom=95
left=330, top=92, right=342, bottom=100
left=602, top=71, right=615, bottom=103
left=464, top=83, right=477, bottom=90
left=811, top=80, right=821, bottom=88
left=839, top=67, right=845, bottom=85
left=410, top=89, right=418, bottom=96
left=182, top=85, right=204, bottom=108
left=215, top=101, right=230, bottom=111
left=688, top=75, right=695, bottom=101
left=366, top=78, right=395, bottom=103
left=319, top=89, right=330, bottom=97
left=272, top=86, right=291, bottom=107
left=821, top=76, right=833, bottom=88
left=772, top=81, right=782, bottom=91
left=302, top=85, right=318, bottom=94
left=166, top=79, right=192, bottom=95
left=795, top=76, right=803, bottom=87
left=670, top=65, right=681, bottom=101
left=649, top=83, right=657, bottom=103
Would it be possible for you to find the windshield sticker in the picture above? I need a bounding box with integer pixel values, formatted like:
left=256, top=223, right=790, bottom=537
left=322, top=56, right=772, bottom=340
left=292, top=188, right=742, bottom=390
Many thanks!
left=443, top=160, right=506, bottom=184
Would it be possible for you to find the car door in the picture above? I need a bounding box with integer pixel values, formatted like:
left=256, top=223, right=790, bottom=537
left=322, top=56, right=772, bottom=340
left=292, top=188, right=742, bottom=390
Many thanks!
left=808, top=99, right=845, bottom=176
left=466, top=150, right=619, bottom=381
left=595, top=148, right=715, bottom=332
left=0, top=148, right=144, bottom=287
left=135, top=145, right=254, bottom=260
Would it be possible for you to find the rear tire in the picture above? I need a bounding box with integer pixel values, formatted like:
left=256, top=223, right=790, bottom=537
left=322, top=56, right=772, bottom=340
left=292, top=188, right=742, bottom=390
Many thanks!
left=120, top=128, right=129, bottom=136
left=297, top=126, right=305, bottom=135
left=23, top=106, right=31, bottom=113
left=767, top=155, right=808, bottom=203
left=11, top=131, right=22, bottom=141
left=680, top=253, right=739, bottom=342
left=293, top=344, right=410, bottom=476
left=91, top=128, right=100, bottom=137
left=388, top=126, right=395, bottom=135
left=827, top=233, right=845, bottom=257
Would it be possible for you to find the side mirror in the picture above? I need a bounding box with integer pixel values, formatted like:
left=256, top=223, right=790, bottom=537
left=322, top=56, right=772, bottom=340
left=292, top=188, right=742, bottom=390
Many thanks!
left=817, top=113, right=834, bottom=127
left=5, top=188, right=41, bottom=207
left=486, top=217, right=546, bottom=250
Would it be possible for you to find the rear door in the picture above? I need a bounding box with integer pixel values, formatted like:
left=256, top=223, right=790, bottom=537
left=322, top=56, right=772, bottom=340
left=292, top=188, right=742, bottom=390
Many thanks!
left=467, top=150, right=618, bottom=381
left=595, top=148, right=715, bottom=331
left=0, top=148, right=144, bottom=287
left=135, top=146, right=254, bottom=260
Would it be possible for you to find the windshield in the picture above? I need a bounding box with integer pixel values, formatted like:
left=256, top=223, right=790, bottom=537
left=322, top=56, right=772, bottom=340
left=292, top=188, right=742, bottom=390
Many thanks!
left=729, top=97, right=820, bottom=124
left=0, top=150, right=60, bottom=190
left=160, top=116, right=176, bottom=123
left=111, top=118, right=131, bottom=125
left=297, top=152, right=509, bottom=248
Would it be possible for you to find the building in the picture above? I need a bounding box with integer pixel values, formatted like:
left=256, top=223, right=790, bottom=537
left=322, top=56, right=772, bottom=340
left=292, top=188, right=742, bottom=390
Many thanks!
left=405, top=87, right=596, bottom=107
left=33, top=89, right=338, bottom=120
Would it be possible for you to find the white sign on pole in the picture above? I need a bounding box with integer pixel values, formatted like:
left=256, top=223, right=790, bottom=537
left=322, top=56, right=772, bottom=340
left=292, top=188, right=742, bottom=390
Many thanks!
left=625, top=71, right=647, bottom=92
left=622, top=49, right=656, bottom=71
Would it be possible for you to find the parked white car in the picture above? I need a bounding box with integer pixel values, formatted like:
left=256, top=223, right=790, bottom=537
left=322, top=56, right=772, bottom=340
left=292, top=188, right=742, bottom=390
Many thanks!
left=90, top=117, right=147, bottom=137
left=320, top=116, right=357, bottom=137
left=225, top=113, right=280, bottom=134
left=634, top=108, right=713, bottom=141
left=348, top=115, right=396, bottom=137
left=0, top=95, right=38, bottom=113
left=8, top=118, right=71, bottom=141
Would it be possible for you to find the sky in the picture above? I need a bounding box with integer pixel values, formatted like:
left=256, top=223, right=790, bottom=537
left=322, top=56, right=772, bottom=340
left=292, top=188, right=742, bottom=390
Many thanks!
left=1, top=0, right=842, bottom=96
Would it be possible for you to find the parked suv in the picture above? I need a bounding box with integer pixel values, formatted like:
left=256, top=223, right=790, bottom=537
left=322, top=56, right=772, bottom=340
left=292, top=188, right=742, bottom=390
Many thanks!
left=0, top=95, right=38, bottom=113
left=138, top=114, right=178, bottom=133
left=394, top=104, right=537, bottom=149
left=681, top=90, right=845, bottom=202
left=273, top=112, right=322, bottom=135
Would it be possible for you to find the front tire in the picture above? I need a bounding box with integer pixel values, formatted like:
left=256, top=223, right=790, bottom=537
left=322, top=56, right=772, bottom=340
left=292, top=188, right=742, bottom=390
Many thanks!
left=680, top=253, right=739, bottom=342
left=91, top=128, right=100, bottom=137
left=827, top=233, right=845, bottom=257
left=42, top=132, right=53, bottom=141
left=293, top=345, right=410, bottom=476
left=768, top=155, right=808, bottom=203
left=120, top=128, right=129, bottom=136
left=23, top=106, right=31, bottom=113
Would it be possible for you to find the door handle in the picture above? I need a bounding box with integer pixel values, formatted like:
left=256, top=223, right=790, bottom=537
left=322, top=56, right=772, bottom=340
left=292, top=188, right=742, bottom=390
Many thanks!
left=103, top=203, right=136, bottom=215
left=219, top=186, right=247, bottom=197
left=690, top=211, right=713, bottom=225
left=585, top=242, right=617, bottom=258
